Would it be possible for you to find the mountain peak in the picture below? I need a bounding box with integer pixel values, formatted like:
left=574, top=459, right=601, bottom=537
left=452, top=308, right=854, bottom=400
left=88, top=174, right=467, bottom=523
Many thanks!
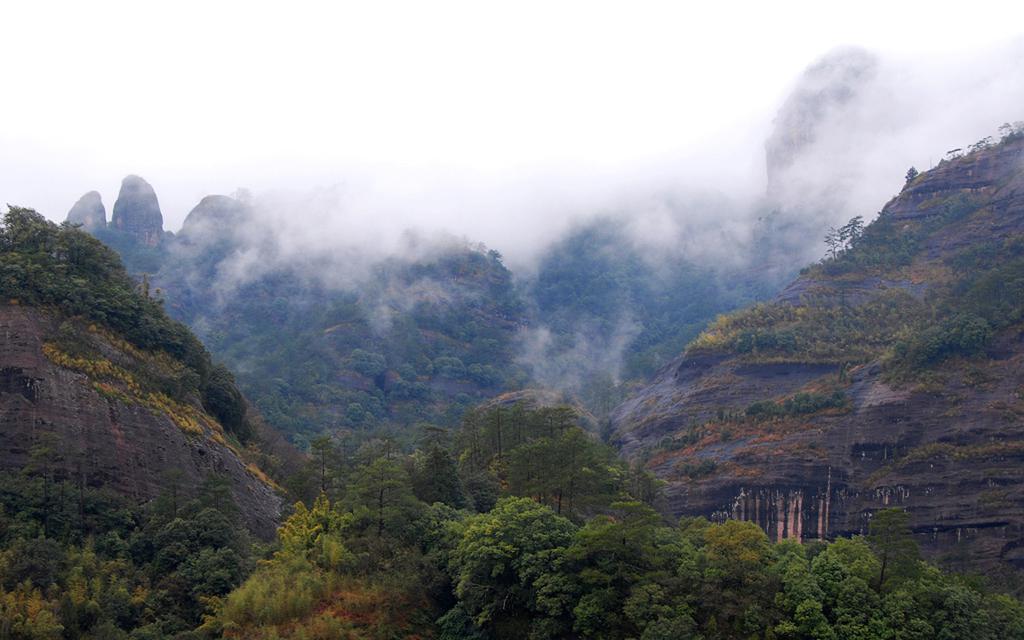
left=180, top=194, right=250, bottom=238
left=765, top=47, right=878, bottom=204
left=66, top=190, right=107, bottom=230
left=111, top=174, right=164, bottom=246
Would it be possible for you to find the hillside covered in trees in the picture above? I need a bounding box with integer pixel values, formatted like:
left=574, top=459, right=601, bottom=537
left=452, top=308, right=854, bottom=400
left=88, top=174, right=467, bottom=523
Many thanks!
left=198, top=405, right=1024, bottom=640
left=7, top=129, right=1024, bottom=638
left=0, top=207, right=295, bottom=636
left=8, top=395, right=1020, bottom=639
left=65, top=177, right=778, bottom=448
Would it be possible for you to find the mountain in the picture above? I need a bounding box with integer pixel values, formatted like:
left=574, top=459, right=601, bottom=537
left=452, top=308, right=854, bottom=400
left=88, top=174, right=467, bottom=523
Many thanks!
left=66, top=191, right=107, bottom=231
left=6, top=201, right=1023, bottom=635
left=611, top=126, right=1024, bottom=578
left=63, top=48, right=913, bottom=445
left=153, top=198, right=531, bottom=444
left=109, top=175, right=165, bottom=247
left=173, top=247, right=529, bottom=444
left=62, top=187, right=533, bottom=444
left=523, top=217, right=775, bottom=417
left=0, top=207, right=283, bottom=536
left=69, top=186, right=783, bottom=445
left=764, top=46, right=878, bottom=205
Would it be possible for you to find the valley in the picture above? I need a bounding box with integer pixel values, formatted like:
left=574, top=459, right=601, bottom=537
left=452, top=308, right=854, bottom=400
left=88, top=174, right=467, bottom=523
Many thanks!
left=2, top=15, right=1024, bottom=636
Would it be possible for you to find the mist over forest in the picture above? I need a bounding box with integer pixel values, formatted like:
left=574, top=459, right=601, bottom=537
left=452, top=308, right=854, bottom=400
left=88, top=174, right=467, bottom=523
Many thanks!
left=15, top=40, right=1021, bottom=443
left=4, top=4, right=1024, bottom=638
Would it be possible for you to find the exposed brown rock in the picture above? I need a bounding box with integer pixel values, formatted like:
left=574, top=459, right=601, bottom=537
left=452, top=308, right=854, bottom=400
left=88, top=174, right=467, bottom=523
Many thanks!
left=0, top=304, right=281, bottom=538
left=612, top=138, right=1024, bottom=574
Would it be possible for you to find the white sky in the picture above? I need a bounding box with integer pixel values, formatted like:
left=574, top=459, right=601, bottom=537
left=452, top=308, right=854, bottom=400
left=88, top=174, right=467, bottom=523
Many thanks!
left=2, top=0, right=1023, bottom=237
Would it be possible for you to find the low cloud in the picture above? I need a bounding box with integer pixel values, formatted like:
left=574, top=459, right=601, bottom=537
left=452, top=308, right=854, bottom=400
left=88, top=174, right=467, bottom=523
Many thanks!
left=516, top=315, right=643, bottom=394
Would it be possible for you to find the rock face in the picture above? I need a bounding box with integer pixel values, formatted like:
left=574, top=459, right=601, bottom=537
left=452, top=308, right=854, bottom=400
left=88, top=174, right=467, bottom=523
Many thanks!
left=612, top=137, right=1024, bottom=574
left=111, top=175, right=164, bottom=246
left=0, top=304, right=281, bottom=538
left=180, top=195, right=249, bottom=238
left=66, top=191, right=107, bottom=230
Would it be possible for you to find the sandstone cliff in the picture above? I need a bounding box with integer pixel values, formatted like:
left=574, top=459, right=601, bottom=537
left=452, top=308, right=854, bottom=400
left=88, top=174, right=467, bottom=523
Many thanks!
left=111, top=175, right=164, bottom=246
left=0, top=208, right=284, bottom=537
left=612, top=134, right=1024, bottom=576
left=0, top=305, right=282, bottom=537
left=66, top=191, right=107, bottom=230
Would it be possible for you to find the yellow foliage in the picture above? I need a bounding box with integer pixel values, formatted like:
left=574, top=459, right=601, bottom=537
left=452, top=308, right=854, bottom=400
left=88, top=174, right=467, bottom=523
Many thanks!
left=686, top=290, right=925, bottom=365
left=246, top=463, right=284, bottom=493
left=43, top=343, right=142, bottom=393
left=45, top=330, right=280, bottom=492
left=45, top=342, right=213, bottom=437
left=0, top=583, right=63, bottom=639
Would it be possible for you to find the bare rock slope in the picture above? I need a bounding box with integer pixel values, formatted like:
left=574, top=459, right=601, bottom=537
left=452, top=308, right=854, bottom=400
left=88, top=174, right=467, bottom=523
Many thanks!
left=0, top=304, right=282, bottom=538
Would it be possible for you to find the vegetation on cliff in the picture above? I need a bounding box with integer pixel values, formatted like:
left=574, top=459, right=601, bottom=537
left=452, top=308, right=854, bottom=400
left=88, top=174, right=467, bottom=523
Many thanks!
left=80, top=191, right=780, bottom=446
left=688, top=130, right=1024, bottom=378
left=0, top=473, right=254, bottom=639
left=151, top=232, right=531, bottom=447
left=609, top=126, right=1024, bottom=593
left=0, top=207, right=255, bottom=443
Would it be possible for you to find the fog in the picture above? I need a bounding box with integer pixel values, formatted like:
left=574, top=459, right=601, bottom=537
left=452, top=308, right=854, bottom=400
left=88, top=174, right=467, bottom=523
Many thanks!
left=174, top=38, right=1024, bottom=284
left=2, top=3, right=1023, bottom=271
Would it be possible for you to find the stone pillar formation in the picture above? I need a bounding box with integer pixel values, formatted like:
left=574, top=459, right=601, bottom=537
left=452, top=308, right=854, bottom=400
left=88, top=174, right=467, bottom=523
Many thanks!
left=111, top=175, right=164, bottom=246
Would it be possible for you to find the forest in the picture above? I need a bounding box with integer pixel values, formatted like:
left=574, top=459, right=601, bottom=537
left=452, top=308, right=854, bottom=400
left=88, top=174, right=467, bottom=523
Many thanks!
left=5, top=131, right=1024, bottom=637
left=4, top=400, right=1024, bottom=639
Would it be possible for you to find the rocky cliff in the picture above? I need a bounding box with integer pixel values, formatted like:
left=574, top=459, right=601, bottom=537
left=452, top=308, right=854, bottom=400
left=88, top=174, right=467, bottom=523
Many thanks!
left=111, top=175, right=164, bottom=246
left=0, top=208, right=283, bottom=537
left=180, top=194, right=250, bottom=238
left=66, top=190, right=107, bottom=230
left=612, top=133, right=1024, bottom=576
left=0, top=305, right=282, bottom=537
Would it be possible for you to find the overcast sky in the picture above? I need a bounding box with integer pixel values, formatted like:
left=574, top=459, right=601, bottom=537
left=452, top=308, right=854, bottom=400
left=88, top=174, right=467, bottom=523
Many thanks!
left=2, top=1, right=1023, bottom=248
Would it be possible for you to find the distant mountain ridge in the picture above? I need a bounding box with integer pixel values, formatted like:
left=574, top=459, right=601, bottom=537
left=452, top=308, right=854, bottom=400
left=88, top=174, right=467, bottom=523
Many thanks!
left=66, top=185, right=777, bottom=445
left=64, top=189, right=534, bottom=444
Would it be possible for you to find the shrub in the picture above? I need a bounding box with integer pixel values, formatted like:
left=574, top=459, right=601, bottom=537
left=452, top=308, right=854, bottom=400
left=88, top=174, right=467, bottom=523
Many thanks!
left=746, top=391, right=847, bottom=420
left=894, top=314, right=992, bottom=368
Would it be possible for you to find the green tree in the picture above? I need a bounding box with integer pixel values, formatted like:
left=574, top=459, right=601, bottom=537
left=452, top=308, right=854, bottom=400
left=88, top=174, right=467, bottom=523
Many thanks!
left=700, top=519, right=776, bottom=637
left=308, top=435, right=337, bottom=495
left=449, top=497, right=577, bottom=638
left=565, top=501, right=692, bottom=640
left=772, top=541, right=835, bottom=640
left=410, top=427, right=466, bottom=508
left=344, top=455, right=424, bottom=547
left=867, top=508, right=920, bottom=591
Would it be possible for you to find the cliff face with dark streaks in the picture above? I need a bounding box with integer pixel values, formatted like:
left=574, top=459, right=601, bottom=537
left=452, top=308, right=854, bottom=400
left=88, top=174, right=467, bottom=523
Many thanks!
left=612, top=133, right=1024, bottom=574
left=0, top=207, right=286, bottom=538
left=0, top=304, right=282, bottom=537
